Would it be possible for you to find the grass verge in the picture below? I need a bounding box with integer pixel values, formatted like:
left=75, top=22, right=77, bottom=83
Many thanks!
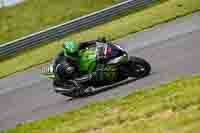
left=1, top=0, right=200, bottom=78
left=0, top=0, right=120, bottom=44
left=4, top=74, right=200, bottom=133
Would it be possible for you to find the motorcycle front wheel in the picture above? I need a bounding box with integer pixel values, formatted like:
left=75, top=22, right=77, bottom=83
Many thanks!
left=128, top=56, right=151, bottom=78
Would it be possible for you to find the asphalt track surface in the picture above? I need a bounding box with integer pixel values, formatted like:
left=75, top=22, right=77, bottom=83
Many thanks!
left=0, top=12, right=200, bottom=130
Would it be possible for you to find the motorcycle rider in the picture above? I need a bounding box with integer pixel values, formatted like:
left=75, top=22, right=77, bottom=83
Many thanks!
left=53, top=37, right=126, bottom=88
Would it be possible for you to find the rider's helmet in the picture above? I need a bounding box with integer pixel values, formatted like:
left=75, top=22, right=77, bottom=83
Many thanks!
left=63, top=41, right=79, bottom=59
left=97, top=37, right=107, bottom=43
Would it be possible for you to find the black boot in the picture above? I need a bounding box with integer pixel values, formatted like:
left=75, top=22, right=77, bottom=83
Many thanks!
left=70, top=73, right=96, bottom=89
left=74, top=74, right=93, bottom=85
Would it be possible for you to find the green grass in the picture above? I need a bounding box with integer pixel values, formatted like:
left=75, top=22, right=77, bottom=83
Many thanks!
left=4, top=74, right=200, bottom=133
left=1, top=0, right=200, bottom=79
left=0, top=0, right=120, bottom=44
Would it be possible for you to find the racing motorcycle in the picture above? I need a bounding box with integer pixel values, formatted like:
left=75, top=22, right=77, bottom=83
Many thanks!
left=43, top=41, right=151, bottom=97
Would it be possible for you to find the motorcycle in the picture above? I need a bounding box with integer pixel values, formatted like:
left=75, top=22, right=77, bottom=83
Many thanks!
left=42, top=41, right=151, bottom=97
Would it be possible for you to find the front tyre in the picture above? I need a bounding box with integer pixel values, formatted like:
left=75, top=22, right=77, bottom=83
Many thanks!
left=128, top=56, right=151, bottom=78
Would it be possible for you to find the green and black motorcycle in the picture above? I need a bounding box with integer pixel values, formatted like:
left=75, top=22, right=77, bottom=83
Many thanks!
left=43, top=41, right=151, bottom=97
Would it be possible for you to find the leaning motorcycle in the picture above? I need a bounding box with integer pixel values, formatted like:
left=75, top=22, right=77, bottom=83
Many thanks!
left=43, top=41, right=151, bottom=97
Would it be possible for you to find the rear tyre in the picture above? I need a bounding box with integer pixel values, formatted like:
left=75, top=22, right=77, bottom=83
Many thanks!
left=128, top=56, right=151, bottom=78
left=59, top=89, right=85, bottom=98
left=54, top=81, right=89, bottom=98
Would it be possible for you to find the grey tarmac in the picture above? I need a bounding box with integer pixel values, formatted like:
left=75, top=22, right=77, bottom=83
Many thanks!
left=0, top=12, right=200, bottom=130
